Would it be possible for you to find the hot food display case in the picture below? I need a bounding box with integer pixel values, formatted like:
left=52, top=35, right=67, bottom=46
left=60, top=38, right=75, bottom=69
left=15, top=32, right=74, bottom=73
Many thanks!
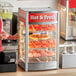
left=58, top=0, right=76, bottom=40
left=18, top=8, right=60, bottom=71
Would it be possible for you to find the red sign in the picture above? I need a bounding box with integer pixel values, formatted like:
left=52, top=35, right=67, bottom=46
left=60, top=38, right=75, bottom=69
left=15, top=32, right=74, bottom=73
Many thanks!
left=60, top=0, right=76, bottom=8
left=59, top=0, right=66, bottom=6
left=61, top=0, right=66, bottom=6
left=29, top=13, right=57, bottom=22
left=69, top=0, right=76, bottom=8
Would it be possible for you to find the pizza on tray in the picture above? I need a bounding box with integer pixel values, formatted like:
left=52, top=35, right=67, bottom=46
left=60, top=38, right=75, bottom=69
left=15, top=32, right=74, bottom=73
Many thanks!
left=29, top=34, right=49, bottom=40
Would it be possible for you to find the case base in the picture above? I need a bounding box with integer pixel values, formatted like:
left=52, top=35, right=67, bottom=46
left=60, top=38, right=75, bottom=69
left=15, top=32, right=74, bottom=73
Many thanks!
left=18, top=59, right=57, bottom=71
left=0, top=64, right=17, bottom=72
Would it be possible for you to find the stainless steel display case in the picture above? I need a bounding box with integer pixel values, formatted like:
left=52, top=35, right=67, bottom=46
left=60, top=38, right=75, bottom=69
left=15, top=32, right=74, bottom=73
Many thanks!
left=58, top=0, right=76, bottom=40
left=18, top=8, right=60, bottom=71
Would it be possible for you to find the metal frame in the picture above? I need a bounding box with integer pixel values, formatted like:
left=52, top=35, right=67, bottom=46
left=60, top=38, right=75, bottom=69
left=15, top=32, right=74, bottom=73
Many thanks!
left=25, top=11, right=29, bottom=72
left=60, top=0, right=69, bottom=40
left=57, top=11, right=60, bottom=69
left=18, top=8, right=60, bottom=71
left=65, top=0, right=69, bottom=40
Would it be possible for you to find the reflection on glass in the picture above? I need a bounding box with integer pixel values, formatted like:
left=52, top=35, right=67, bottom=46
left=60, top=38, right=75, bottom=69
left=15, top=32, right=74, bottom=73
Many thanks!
left=19, top=23, right=57, bottom=63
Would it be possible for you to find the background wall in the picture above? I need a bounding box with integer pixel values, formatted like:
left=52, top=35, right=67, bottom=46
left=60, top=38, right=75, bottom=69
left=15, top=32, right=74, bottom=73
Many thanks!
left=5, top=0, right=57, bottom=12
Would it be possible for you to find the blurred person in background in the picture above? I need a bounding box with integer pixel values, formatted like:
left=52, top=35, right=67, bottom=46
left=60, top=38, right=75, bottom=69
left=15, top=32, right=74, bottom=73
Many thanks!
left=0, top=19, right=18, bottom=52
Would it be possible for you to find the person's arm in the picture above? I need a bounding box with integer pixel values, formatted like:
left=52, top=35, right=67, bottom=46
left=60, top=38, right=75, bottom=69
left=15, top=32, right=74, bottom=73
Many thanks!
left=0, top=30, right=10, bottom=40
left=0, top=30, right=18, bottom=40
left=8, top=33, right=18, bottom=40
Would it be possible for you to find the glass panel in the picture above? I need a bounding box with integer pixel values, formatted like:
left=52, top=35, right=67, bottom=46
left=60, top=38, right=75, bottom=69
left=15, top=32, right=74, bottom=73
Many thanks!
left=18, top=21, right=25, bottom=62
left=69, top=8, right=76, bottom=37
left=60, top=6, right=66, bottom=37
left=28, top=23, right=57, bottom=63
